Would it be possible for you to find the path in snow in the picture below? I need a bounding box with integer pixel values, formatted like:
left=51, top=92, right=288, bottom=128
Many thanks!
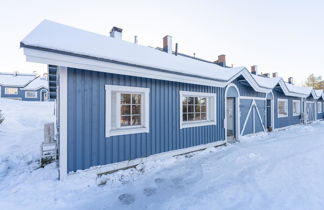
left=0, top=99, right=324, bottom=210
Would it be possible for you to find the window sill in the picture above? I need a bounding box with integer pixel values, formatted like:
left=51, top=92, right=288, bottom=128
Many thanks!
left=106, top=126, right=149, bottom=137
left=278, top=115, right=288, bottom=118
left=180, top=120, right=216, bottom=129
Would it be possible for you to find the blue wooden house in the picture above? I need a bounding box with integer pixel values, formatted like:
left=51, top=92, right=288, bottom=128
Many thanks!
left=0, top=72, right=48, bottom=101
left=21, top=77, right=49, bottom=101
left=20, top=20, right=322, bottom=178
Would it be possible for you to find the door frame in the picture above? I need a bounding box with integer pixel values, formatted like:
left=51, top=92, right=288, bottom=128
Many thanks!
left=40, top=89, right=48, bottom=101
left=224, top=84, right=240, bottom=142
left=266, top=91, right=275, bottom=130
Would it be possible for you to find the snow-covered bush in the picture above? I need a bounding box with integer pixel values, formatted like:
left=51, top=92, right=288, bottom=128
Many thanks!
left=0, top=110, right=4, bottom=125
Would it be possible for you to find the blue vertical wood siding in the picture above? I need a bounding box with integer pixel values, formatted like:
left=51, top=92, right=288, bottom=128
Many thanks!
left=66, top=68, right=225, bottom=173
left=273, top=88, right=301, bottom=128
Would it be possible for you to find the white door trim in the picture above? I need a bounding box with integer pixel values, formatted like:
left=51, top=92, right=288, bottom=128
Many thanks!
left=224, top=83, right=240, bottom=142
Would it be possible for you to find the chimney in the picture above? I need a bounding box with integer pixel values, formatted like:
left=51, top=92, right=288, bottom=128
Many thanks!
left=272, top=72, right=278, bottom=78
left=216, top=54, right=226, bottom=67
left=163, top=35, right=172, bottom=54
left=175, top=43, right=178, bottom=56
left=262, top=73, right=270, bottom=78
left=110, top=26, right=123, bottom=39
left=134, top=35, right=138, bottom=44
left=251, top=65, right=258, bottom=75
left=288, top=77, right=294, bottom=84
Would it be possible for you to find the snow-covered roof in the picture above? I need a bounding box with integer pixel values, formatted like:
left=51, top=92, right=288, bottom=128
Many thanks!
left=21, top=20, right=246, bottom=83
left=252, top=75, right=281, bottom=89
left=0, top=72, right=36, bottom=87
left=21, top=77, right=48, bottom=90
left=285, top=83, right=312, bottom=96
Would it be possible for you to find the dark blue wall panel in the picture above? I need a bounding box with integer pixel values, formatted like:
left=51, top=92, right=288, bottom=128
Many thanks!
left=273, top=89, right=301, bottom=128
left=67, top=68, right=226, bottom=172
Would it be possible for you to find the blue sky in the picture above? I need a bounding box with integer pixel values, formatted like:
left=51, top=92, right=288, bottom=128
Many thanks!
left=1, top=0, right=323, bottom=84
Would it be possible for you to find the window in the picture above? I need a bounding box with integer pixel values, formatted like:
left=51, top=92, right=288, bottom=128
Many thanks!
left=105, top=85, right=149, bottom=137
left=292, top=100, right=301, bottom=116
left=318, top=102, right=323, bottom=113
left=25, top=91, right=37, bottom=98
left=180, top=91, right=216, bottom=129
left=278, top=99, right=288, bottom=118
left=5, top=88, right=18, bottom=95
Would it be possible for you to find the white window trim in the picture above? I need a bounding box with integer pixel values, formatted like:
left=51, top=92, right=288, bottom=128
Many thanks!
left=292, top=100, right=301, bottom=116
left=5, top=87, right=18, bottom=95
left=105, top=85, right=150, bottom=137
left=278, top=98, right=289, bottom=118
left=318, top=102, right=323, bottom=114
left=25, top=91, right=38, bottom=98
left=179, top=91, right=216, bottom=129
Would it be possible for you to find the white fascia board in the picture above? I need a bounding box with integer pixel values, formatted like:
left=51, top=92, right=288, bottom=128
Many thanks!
left=21, top=86, right=48, bottom=91
left=226, top=68, right=271, bottom=93
left=24, top=48, right=227, bottom=88
left=278, top=80, right=307, bottom=98
left=311, top=89, right=320, bottom=99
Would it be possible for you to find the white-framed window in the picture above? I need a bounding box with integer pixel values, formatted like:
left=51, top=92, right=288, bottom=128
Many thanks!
left=292, top=100, right=301, bottom=116
left=25, top=91, right=37, bottom=98
left=5, top=87, right=18, bottom=95
left=318, top=102, right=323, bottom=113
left=180, top=91, right=216, bottom=129
left=278, top=99, right=288, bottom=118
left=105, top=85, right=150, bottom=137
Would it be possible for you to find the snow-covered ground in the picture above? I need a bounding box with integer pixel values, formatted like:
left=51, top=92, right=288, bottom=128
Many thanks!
left=0, top=98, right=324, bottom=210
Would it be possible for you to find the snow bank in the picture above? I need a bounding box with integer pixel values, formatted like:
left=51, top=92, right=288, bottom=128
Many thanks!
left=0, top=98, right=324, bottom=210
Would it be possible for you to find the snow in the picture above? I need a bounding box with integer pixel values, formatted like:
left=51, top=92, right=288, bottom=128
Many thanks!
left=315, top=89, right=323, bottom=98
left=1, top=98, right=324, bottom=209
left=0, top=72, right=36, bottom=87
left=285, top=82, right=312, bottom=96
left=21, top=77, right=48, bottom=90
left=252, top=74, right=281, bottom=89
left=21, top=20, right=244, bottom=82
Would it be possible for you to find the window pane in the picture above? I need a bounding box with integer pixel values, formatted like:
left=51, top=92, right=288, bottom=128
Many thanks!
left=132, top=105, right=141, bottom=115
left=132, top=115, right=141, bottom=125
left=121, top=105, right=131, bottom=115
left=121, top=94, right=131, bottom=104
left=188, top=97, right=194, bottom=105
left=183, top=105, right=188, bottom=113
left=195, top=113, right=201, bottom=120
left=121, top=116, right=131, bottom=126
left=201, top=113, right=207, bottom=120
left=188, top=105, right=194, bottom=112
left=183, top=114, right=188, bottom=121
left=132, top=94, right=141, bottom=104
left=201, top=105, right=207, bottom=112
left=201, top=98, right=206, bottom=105
left=194, top=97, right=199, bottom=104
left=195, top=105, right=201, bottom=112
left=188, top=113, right=194, bottom=121
left=182, top=97, right=188, bottom=105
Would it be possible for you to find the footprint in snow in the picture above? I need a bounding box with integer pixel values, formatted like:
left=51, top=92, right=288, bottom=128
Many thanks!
left=154, top=178, right=165, bottom=185
left=118, top=193, right=135, bottom=205
left=143, top=187, right=157, bottom=197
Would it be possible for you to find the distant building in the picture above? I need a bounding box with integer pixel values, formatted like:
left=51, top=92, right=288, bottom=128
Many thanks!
left=0, top=72, right=48, bottom=101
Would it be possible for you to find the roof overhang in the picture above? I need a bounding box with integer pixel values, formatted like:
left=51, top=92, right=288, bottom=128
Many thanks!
left=22, top=45, right=232, bottom=88
left=21, top=86, right=48, bottom=91
left=278, top=80, right=309, bottom=98
left=226, top=68, right=272, bottom=93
